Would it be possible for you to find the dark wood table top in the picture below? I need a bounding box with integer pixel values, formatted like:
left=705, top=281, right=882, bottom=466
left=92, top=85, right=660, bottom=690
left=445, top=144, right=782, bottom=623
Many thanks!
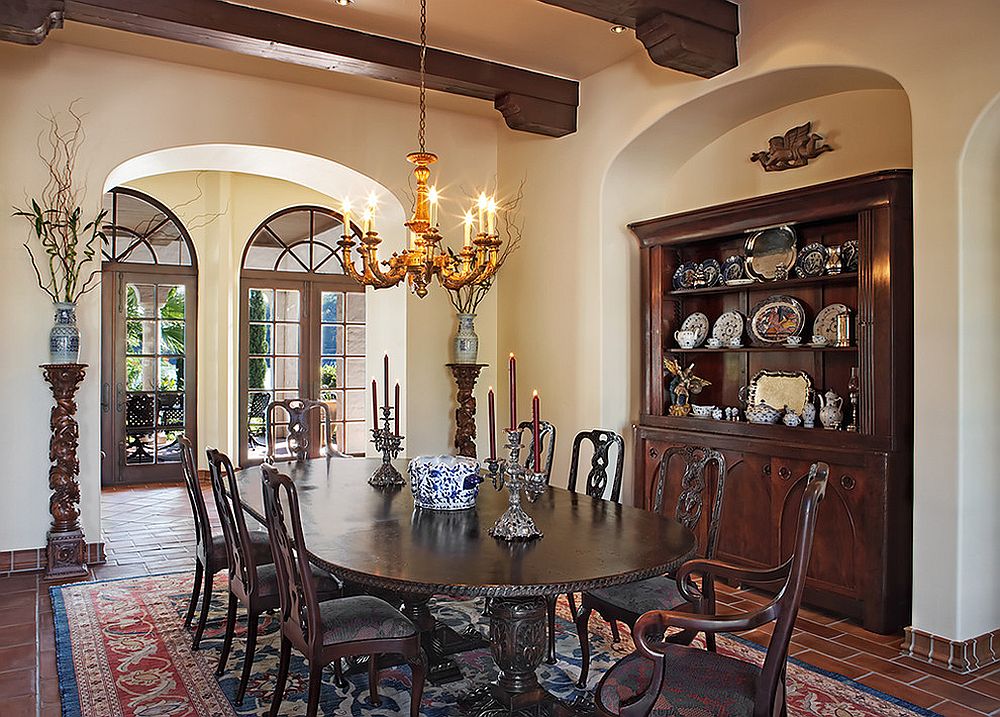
left=234, top=458, right=696, bottom=598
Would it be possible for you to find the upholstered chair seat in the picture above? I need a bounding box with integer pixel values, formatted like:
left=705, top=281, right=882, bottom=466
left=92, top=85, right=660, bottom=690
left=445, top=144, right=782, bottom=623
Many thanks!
left=255, top=563, right=342, bottom=600
left=585, top=576, right=683, bottom=618
left=597, top=643, right=758, bottom=717
left=210, top=531, right=272, bottom=567
left=319, top=595, right=419, bottom=645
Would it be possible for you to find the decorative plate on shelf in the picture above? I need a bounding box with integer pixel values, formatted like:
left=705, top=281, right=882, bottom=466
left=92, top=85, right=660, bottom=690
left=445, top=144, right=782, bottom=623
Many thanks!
left=712, top=310, right=745, bottom=343
left=795, top=242, right=829, bottom=278
left=745, top=225, right=797, bottom=281
left=672, top=261, right=700, bottom=290
left=840, top=240, right=859, bottom=272
left=746, top=369, right=814, bottom=415
left=813, top=303, right=851, bottom=343
left=722, top=255, right=746, bottom=284
left=700, top=258, right=722, bottom=287
left=748, top=294, right=806, bottom=345
left=680, top=312, right=710, bottom=346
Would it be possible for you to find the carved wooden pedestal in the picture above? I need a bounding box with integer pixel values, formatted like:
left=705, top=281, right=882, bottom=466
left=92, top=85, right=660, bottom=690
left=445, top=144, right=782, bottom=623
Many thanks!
left=41, top=364, right=89, bottom=579
left=446, top=363, right=487, bottom=458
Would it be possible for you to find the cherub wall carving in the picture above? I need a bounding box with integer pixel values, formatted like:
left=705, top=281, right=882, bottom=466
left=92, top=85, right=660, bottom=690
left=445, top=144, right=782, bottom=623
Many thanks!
left=750, top=122, right=833, bottom=172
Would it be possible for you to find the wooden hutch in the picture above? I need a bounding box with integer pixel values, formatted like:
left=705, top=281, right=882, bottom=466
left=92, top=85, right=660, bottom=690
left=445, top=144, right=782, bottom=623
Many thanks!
left=630, top=171, right=913, bottom=633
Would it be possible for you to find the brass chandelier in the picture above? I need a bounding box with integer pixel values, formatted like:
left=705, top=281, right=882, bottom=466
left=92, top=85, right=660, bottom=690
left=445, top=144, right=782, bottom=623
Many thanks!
left=336, top=0, right=501, bottom=298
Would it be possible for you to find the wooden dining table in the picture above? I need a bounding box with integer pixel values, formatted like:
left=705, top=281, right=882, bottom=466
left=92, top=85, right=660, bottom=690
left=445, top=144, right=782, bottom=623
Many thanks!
left=233, top=457, right=696, bottom=715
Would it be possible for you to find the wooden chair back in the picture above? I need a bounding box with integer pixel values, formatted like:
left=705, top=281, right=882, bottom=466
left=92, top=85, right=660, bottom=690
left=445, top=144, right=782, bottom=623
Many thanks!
left=206, top=447, right=259, bottom=596
left=567, top=429, right=625, bottom=501
left=266, top=398, right=335, bottom=461
left=517, top=419, right=556, bottom=480
left=652, top=445, right=728, bottom=560
left=179, top=436, right=212, bottom=560
left=261, top=464, right=322, bottom=653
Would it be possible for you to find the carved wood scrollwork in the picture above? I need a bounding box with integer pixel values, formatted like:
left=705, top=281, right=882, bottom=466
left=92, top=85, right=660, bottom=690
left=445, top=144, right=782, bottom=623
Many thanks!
left=41, top=363, right=88, bottom=578
left=447, top=364, right=487, bottom=459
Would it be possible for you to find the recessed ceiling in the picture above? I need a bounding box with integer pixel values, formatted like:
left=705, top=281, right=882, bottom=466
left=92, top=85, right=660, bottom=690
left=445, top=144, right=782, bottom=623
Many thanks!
left=231, top=0, right=640, bottom=79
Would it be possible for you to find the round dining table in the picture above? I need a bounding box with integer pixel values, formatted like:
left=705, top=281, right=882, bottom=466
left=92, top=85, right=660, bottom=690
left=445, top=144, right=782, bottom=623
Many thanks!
left=233, top=457, right=696, bottom=715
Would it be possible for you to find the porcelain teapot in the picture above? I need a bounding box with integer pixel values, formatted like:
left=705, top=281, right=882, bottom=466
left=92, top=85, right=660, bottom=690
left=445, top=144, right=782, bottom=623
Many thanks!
left=674, top=329, right=699, bottom=349
left=818, top=390, right=844, bottom=430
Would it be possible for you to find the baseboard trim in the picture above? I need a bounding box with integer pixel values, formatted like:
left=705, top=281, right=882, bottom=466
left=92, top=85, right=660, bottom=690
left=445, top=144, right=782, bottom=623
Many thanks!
left=903, top=625, right=1000, bottom=674
left=0, top=542, right=106, bottom=576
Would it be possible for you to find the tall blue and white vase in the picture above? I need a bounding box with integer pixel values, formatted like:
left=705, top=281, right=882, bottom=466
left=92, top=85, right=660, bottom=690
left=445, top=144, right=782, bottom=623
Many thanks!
left=50, top=301, right=81, bottom=364
left=452, top=312, right=479, bottom=364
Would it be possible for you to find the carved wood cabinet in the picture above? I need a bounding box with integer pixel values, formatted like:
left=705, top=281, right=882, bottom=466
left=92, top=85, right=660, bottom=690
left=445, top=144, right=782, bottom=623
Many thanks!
left=631, top=171, right=913, bottom=633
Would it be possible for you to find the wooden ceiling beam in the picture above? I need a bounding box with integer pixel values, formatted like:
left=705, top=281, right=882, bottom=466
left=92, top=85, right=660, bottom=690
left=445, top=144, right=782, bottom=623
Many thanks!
left=538, top=0, right=739, bottom=78
left=0, top=0, right=579, bottom=137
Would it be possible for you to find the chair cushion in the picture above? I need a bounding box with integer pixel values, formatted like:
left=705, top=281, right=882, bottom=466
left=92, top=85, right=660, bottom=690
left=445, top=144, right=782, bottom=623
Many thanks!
left=319, top=596, right=417, bottom=646
left=210, top=530, right=274, bottom=567
left=597, top=643, right=759, bottom=717
left=256, top=563, right=343, bottom=600
left=587, top=575, right=685, bottom=616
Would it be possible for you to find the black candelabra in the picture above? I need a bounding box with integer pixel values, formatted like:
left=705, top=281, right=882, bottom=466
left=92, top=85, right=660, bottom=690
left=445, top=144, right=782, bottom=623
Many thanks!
left=369, top=404, right=404, bottom=487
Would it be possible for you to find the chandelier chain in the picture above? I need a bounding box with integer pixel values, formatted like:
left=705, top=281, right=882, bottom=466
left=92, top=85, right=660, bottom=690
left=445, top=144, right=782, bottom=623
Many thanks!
left=417, top=0, right=427, bottom=153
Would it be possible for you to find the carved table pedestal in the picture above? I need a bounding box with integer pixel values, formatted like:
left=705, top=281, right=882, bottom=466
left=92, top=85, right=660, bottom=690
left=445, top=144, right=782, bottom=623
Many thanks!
left=446, top=363, right=488, bottom=458
left=41, top=363, right=89, bottom=579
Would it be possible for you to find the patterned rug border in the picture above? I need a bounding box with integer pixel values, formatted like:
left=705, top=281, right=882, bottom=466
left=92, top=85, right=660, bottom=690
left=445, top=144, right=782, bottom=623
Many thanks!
left=50, top=571, right=938, bottom=717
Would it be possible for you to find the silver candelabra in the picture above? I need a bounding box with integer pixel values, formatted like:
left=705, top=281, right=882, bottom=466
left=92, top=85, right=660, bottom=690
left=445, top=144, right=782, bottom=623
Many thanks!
left=369, top=405, right=404, bottom=487
left=484, top=428, right=548, bottom=541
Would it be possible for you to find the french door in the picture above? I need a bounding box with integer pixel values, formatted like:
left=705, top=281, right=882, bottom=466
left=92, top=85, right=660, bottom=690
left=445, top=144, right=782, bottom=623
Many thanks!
left=101, top=267, right=198, bottom=484
left=239, top=273, right=366, bottom=465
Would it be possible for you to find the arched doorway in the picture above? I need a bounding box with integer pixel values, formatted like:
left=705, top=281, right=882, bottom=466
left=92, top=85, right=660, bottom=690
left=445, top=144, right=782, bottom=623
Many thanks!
left=100, top=187, right=198, bottom=485
left=239, top=205, right=366, bottom=464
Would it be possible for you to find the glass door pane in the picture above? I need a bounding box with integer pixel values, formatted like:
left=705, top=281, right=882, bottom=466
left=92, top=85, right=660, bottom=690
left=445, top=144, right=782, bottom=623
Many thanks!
left=247, top=286, right=302, bottom=461
left=320, top=289, right=366, bottom=455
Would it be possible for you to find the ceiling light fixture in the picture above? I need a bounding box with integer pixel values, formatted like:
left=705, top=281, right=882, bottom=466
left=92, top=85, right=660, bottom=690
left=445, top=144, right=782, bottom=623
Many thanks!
left=335, top=0, right=503, bottom=298
left=610, top=24, right=629, bottom=34
left=334, top=0, right=353, bottom=5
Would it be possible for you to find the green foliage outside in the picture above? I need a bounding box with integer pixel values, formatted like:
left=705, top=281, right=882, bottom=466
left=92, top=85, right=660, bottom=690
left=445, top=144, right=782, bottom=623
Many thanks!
left=248, top=289, right=270, bottom=391
left=125, top=284, right=185, bottom=391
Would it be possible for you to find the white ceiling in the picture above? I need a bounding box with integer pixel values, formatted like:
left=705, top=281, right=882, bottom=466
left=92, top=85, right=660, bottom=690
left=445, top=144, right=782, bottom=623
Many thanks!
left=233, top=0, right=640, bottom=79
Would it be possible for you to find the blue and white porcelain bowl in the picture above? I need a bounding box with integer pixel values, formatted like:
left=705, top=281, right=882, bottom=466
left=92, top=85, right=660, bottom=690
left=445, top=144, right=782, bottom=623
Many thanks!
left=408, top=455, right=483, bottom=511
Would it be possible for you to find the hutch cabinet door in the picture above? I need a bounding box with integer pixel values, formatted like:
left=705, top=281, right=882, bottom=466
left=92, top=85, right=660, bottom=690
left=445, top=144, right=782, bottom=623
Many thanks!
left=714, top=452, right=775, bottom=570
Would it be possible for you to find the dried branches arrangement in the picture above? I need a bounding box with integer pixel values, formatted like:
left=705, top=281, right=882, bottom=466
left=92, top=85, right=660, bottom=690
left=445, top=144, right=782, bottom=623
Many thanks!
left=447, top=179, right=524, bottom=315
left=13, top=101, right=105, bottom=303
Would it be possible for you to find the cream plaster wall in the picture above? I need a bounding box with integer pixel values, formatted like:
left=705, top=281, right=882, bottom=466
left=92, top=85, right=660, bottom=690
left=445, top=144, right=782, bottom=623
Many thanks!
left=0, top=41, right=498, bottom=553
left=498, top=0, right=1000, bottom=641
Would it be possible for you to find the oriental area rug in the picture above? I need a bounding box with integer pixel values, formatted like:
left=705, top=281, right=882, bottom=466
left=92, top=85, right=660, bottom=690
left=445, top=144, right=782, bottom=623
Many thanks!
left=52, top=573, right=937, bottom=716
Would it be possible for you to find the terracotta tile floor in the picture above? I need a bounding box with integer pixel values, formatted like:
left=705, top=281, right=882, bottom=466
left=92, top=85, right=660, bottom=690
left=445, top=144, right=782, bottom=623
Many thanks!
left=1, top=483, right=999, bottom=716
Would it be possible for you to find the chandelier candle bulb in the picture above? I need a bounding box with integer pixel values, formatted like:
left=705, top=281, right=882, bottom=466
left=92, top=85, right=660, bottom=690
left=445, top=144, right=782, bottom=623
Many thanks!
left=532, top=390, right=541, bottom=473
left=488, top=386, right=497, bottom=460
left=487, top=197, right=497, bottom=235
left=342, top=199, right=351, bottom=232
left=464, top=211, right=473, bottom=247
left=478, top=193, right=488, bottom=234
left=428, top=186, right=439, bottom=227
left=509, top=353, right=517, bottom=430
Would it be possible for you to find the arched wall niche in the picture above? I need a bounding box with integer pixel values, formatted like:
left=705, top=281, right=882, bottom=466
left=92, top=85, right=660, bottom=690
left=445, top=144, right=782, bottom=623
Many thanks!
left=104, top=144, right=408, bottom=467
left=955, top=93, right=1000, bottom=638
left=596, top=65, right=912, bottom=509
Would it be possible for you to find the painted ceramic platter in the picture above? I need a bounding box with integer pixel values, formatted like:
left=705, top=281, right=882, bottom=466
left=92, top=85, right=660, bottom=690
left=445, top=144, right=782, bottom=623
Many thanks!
left=722, top=255, right=746, bottom=284
left=795, top=242, right=829, bottom=278
left=745, top=225, right=797, bottom=281
left=700, top=258, right=722, bottom=287
left=840, top=240, right=859, bottom=272
left=813, top=303, right=851, bottom=343
left=712, top=310, right=745, bottom=343
left=672, top=261, right=700, bottom=290
left=748, top=294, right=806, bottom=345
left=681, top=312, right=710, bottom=346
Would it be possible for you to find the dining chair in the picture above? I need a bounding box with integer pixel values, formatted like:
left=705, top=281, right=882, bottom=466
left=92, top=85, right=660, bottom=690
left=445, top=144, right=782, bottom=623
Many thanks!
left=178, top=435, right=228, bottom=650
left=594, top=463, right=829, bottom=717
left=543, top=429, right=625, bottom=664
left=261, top=464, right=427, bottom=717
left=266, top=397, right=344, bottom=462
left=247, top=391, right=270, bottom=449
left=575, top=444, right=727, bottom=688
left=206, top=448, right=342, bottom=704
left=516, top=419, right=556, bottom=480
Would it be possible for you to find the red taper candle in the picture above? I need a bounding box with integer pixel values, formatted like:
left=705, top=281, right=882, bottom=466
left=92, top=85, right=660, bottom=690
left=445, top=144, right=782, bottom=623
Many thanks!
left=532, top=390, right=541, bottom=472
left=383, top=353, right=390, bottom=408
left=371, top=377, right=378, bottom=427
left=394, top=382, right=400, bottom=435
left=508, top=353, right=517, bottom=430
left=488, top=386, right=497, bottom=460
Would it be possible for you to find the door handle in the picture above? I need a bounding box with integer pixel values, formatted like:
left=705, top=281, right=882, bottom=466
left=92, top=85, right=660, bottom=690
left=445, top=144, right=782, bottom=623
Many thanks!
left=102, top=382, right=111, bottom=413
